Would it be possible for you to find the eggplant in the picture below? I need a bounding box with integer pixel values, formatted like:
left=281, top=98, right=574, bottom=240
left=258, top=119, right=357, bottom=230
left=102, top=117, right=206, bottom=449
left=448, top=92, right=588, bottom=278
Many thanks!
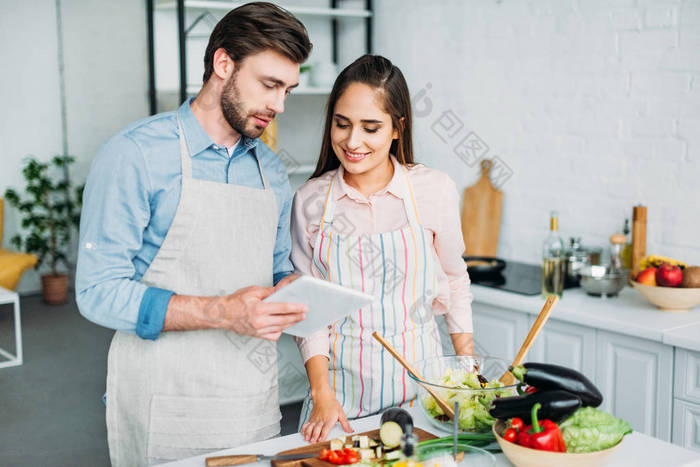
left=489, top=389, right=582, bottom=423
left=380, top=408, right=414, bottom=434
left=511, top=362, right=603, bottom=407
left=379, top=421, right=403, bottom=449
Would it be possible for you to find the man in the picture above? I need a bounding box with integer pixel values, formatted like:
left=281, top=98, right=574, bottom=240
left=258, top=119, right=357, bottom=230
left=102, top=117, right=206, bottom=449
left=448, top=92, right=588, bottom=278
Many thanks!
left=76, top=3, right=313, bottom=465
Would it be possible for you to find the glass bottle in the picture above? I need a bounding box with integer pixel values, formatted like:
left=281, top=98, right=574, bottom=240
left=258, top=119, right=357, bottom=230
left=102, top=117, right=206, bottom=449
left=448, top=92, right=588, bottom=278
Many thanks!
left=610, top=234, right=627, bottom=273
left=542, top=211, right=565, bottom=298
left=621, top=218, right=633, bottom=269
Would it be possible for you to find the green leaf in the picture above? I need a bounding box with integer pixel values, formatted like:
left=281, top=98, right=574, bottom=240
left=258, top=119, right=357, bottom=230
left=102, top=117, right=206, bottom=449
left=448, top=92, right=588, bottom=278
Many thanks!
left=53, top=155, right=75, bottom=167
left=11, top=235, right=22, bottom=250
left=4, top=188, right=20, bottom=205
left=560, top=407, right=632, bottom=453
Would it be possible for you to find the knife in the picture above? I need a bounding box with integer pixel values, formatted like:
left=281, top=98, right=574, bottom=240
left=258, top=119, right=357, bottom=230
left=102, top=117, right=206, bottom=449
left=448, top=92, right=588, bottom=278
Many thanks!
left=206, top=453, right=318, bottom=466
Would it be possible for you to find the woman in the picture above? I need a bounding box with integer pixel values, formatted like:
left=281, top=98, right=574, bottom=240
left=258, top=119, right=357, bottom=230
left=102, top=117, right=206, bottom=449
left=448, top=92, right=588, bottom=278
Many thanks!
left=290, top=55, right=474, bottom=443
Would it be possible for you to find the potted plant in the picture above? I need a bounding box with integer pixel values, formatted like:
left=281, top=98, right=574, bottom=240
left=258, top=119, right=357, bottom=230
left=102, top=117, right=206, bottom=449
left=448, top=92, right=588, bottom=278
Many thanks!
left=3, top=156, right=80, bottom=304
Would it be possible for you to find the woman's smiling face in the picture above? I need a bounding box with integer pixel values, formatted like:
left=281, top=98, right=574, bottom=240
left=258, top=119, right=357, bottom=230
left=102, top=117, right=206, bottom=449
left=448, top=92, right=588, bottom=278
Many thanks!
left=331, top=82, right=398, bottom=177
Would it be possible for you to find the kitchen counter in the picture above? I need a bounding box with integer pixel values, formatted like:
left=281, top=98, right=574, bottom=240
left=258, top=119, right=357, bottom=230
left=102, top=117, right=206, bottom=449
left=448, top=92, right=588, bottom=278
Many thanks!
left=158, top=406, right=700, bottom=467
left=471, top=284, right=700, bottom=351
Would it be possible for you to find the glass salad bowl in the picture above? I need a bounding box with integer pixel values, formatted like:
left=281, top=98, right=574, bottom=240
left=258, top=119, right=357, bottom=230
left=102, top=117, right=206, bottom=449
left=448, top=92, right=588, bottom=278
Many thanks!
left=408, top=355, right=518, bottom=434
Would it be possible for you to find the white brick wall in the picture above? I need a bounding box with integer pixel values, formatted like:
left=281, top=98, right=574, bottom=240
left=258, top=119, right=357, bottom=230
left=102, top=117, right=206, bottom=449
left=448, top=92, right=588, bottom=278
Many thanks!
left=374, top=0, right=700, bottom=266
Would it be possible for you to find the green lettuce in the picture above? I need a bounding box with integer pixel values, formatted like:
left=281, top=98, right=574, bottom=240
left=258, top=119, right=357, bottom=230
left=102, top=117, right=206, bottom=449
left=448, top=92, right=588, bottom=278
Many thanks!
left=559, top=407, right=633, bottom=453
left=422, top=368, right=513, bottom=432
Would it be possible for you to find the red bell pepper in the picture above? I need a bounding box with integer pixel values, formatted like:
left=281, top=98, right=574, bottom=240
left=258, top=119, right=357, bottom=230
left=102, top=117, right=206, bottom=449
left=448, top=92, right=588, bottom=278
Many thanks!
left=515, top=403, right=566, bottom=452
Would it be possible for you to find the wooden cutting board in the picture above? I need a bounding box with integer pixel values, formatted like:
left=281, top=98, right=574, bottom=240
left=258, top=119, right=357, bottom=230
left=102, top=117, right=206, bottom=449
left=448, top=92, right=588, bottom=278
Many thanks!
left=270, top=428, right=437, bottom=467
left=460, top=159, right=503, bottom=257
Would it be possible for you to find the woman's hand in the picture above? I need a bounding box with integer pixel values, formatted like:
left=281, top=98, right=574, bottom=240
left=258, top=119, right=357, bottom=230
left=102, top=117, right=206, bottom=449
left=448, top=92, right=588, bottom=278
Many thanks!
left=301, top=394, right=353, bottom=443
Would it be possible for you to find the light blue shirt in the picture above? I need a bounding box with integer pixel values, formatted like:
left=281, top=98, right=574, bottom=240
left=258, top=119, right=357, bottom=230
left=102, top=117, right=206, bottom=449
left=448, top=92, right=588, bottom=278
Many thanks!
left=76, top=99, right=293, bottom=339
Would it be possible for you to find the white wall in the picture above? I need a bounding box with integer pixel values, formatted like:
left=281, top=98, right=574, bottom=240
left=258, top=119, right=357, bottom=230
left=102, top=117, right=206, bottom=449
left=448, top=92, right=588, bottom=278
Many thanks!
left=3, top=0, right=698, bottom=295
left=373, top=0, right=700, bottom=266
left=0, top=0, right=148, bottom=293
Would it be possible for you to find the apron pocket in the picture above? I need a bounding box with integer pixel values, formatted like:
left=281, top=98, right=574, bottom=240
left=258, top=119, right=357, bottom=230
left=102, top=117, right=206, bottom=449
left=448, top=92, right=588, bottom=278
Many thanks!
left=146, top=393, right=281, bottom=463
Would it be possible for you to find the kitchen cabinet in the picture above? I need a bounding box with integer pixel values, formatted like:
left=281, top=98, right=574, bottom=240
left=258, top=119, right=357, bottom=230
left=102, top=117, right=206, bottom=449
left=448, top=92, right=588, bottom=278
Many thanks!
left=472, top=303, right=529, bottom=362
left=674, top=349, right=700, bottom=404
left=672, top=399, right=700, bottom=451
left=526, top=318, right=597, bottom=381
left=596, top=330, right=673, bottom=441
left=672, top=349, right=700, bottom=451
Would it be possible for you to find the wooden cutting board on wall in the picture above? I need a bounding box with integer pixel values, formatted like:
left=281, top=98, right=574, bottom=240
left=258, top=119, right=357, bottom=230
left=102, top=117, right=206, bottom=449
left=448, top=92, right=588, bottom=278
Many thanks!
left=461, top=159, right=503, bottom=257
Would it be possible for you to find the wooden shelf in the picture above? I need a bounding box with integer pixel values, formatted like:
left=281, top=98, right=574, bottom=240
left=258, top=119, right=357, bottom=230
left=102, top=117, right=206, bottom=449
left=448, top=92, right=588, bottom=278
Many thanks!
left=155, top=1, right=372, bottom=18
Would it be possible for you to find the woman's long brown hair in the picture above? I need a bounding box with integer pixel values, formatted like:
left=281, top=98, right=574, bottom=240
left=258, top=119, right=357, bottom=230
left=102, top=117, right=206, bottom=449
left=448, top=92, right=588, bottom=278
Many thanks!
left=310, top=54, right=414, bottom=179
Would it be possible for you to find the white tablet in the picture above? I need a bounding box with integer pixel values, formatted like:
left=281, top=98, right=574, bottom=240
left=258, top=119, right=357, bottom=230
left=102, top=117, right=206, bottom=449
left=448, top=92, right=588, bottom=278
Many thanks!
left=264, top=275, right=374, bottom=338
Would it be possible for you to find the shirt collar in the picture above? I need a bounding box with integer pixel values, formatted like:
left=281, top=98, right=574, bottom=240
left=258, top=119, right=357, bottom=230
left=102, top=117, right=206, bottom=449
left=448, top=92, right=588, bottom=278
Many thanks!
left=177, top=98, right=260, bottom=158
left=333, top=155, right=406, bottom=202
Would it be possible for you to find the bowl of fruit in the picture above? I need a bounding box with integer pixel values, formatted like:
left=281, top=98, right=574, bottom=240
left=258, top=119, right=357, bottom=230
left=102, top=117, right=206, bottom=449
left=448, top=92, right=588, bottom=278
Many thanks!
left=489, top=362, right=632, bottom=467
left=407, top=355, right=519, bottom=434
left=631, top=256, right=700, bottom=311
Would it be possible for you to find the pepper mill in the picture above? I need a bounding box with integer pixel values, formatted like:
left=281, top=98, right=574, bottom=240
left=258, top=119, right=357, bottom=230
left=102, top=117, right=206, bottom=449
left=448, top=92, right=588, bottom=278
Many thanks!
left=631, top=205, right=647, bottom=279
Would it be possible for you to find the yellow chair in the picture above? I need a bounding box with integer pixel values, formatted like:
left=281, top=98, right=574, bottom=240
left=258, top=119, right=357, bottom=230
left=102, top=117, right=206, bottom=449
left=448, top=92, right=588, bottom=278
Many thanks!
left=0, top=198, right=37, bottom=290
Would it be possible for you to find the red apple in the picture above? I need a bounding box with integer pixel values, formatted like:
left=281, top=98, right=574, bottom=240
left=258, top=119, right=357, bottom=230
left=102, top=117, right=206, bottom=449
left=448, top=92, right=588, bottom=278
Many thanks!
left=636, top=267, right=657, bottom=286
left=656, top=263, right=683, bottom=287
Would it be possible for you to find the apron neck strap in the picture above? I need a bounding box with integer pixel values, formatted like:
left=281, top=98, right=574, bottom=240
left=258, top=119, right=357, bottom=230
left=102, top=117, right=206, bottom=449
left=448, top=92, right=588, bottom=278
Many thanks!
left=177, top=116, right=193, bottom=179
left=398, top=169, right=422, bottom=228
left=254, top=150, right=271, bottom=190
left=320, top=165, right=422, bottom=229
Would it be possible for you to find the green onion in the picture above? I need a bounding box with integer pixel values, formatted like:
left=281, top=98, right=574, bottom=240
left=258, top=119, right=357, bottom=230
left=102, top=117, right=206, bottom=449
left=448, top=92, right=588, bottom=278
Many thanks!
left=417, top=433, right=496, bottom=447
left=417, top=433, right=502, bottom=458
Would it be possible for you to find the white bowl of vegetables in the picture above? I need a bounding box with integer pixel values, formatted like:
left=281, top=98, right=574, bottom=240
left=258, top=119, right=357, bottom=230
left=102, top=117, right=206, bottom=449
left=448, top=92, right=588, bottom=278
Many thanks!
left=493, top=407, right=630, bottom=467
left=407, top=355, right=519, bottom=433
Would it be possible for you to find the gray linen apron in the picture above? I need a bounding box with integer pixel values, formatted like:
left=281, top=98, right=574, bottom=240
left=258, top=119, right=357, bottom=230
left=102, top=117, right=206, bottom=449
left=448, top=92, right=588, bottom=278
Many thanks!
left=105, top=117, right=281, bottom=466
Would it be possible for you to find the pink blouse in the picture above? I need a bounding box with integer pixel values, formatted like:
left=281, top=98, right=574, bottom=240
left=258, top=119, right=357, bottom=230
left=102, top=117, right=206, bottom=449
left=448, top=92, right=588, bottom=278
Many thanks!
left=290, top=156, right=474, bottom=363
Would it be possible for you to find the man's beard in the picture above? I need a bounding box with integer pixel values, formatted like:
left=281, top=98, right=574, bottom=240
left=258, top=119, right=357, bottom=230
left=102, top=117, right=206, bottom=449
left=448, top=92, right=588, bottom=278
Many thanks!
left=220, top=74, right=267, bottom=139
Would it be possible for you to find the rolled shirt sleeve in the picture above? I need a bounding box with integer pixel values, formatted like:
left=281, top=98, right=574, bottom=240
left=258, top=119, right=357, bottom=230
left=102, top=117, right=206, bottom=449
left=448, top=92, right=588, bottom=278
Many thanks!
left=75, top=134, right=173, bottom=338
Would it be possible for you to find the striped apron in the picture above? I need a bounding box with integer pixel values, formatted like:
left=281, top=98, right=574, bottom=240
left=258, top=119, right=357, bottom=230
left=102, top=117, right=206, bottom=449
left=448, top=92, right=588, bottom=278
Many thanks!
left=299, top=166, right=443, bottom=426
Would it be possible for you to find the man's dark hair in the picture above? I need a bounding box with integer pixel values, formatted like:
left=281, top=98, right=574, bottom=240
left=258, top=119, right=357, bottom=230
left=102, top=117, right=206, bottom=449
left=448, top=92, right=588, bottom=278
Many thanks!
left=202, top=2, right=312, bottom=83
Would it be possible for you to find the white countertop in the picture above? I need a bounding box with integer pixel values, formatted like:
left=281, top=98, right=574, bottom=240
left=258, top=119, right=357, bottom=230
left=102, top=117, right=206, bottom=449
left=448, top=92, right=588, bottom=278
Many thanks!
left=159, top=407, right=700, bottom=467
left=664, top=322, right=700, bottom=352
left=471, top=284, right=700, bottom=352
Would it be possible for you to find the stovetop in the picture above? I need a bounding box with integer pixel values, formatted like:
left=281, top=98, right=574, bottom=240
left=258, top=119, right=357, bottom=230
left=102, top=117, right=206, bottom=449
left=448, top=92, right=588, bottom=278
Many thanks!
left=469, top=260, right=577, bottom=296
